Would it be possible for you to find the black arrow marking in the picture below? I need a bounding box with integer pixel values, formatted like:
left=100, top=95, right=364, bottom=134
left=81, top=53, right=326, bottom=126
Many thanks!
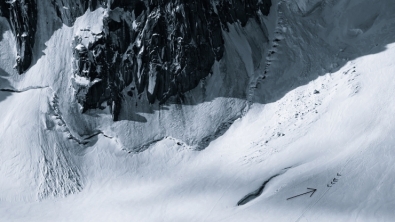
left=286, top=188, right=317, bottom=200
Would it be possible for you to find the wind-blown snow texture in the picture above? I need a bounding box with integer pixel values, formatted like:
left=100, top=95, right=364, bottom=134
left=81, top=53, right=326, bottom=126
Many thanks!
left=1, top=0, right=395, bottom=221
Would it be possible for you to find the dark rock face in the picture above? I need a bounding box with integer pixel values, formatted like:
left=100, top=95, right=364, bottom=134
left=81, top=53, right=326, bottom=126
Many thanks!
left=0, top=1, right=10, bottom=18
left=1, top=0, right=272, bottom=120
left=51, top=0, right=107, bottom=26
left=0, top=0, right=106, bottom=73
left=71, top=0, right=272, bottom=120
left=1, top=0, right=37, bottom=74
left=216, top=0, right=272, bottom=30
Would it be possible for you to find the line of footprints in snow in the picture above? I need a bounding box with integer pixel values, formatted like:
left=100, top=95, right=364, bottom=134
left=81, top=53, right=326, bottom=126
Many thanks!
left=327, top=173, right=341, bottom=187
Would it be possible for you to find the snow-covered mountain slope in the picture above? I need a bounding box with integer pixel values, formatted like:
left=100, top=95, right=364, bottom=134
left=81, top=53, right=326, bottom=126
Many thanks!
left=1, top=0, right=395, bottom=221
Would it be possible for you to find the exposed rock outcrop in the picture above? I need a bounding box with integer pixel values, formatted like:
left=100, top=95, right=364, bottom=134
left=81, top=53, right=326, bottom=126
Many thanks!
left=0, top=1, right=10, bottom=18
left=1, top=0, right=37, bottom=74
left=51, top=0, right=107, bottom=26
left=1, top=0, right=272, bottom=120
left=71, top=0, right=272, bottom=120
left=0, top=0, right=106, bottom=73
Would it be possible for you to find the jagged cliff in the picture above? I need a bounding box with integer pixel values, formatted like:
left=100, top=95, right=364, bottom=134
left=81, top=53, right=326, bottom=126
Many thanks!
left=51, top=0, right=107, bottom=26
left=0, top=0, right=106, bottom=74
left=70, top=0, right=272, bottom=120
left=1, top=0, right=271, bottom=120
left=1, top=0, right=37, bottom=74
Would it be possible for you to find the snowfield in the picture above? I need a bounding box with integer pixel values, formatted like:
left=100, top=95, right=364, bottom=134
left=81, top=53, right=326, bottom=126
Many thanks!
left=1, top=0, right=395, bottom=221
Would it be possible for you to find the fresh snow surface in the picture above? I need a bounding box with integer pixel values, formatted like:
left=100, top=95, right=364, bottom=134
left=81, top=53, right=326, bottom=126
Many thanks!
left=1, top=0, right=395, bottom=221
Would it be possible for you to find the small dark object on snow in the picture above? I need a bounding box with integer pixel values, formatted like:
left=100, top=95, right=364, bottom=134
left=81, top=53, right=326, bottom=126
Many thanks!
left=314, top=90, right=320, bottom=94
